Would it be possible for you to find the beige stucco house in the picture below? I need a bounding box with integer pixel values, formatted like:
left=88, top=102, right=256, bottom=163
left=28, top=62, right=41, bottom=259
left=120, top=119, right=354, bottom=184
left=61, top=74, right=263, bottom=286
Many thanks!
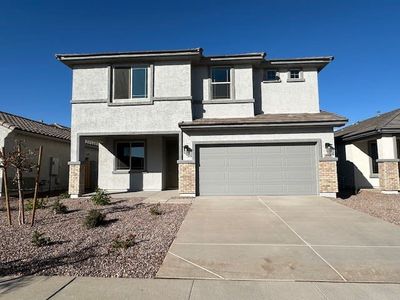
left=335, top=109, right=400, bottom=194
left=56, top=48, right=347, bottom=198
left=0, top=111, right=98, bottom=196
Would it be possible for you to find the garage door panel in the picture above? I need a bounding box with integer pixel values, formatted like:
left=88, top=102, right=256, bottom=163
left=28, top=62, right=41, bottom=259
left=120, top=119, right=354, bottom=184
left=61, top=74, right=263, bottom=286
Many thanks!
left=198, top=144, right=317, bottom=196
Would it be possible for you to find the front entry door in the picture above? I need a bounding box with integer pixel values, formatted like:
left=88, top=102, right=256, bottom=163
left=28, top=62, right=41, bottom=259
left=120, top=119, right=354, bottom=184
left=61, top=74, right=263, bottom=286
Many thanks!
left=165, top=139, right=178, bottom=189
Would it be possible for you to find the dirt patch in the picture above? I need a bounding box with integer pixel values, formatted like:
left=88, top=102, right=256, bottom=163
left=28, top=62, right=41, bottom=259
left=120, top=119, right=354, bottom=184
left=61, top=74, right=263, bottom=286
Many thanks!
left=333, top=190, right=400, bottom=226
left=0, top=196, right=190, bottom=278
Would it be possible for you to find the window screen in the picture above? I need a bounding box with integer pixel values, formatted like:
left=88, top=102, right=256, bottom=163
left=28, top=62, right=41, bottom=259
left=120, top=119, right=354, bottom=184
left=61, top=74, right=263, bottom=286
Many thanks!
left=114, top=68, right=130, bottom=99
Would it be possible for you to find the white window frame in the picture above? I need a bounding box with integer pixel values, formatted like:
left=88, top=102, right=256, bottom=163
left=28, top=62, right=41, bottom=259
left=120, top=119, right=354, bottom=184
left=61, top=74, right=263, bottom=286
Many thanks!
left=210, top=66, right=232, bottom=100
left=287, top=69, right=304, bottom=82
left=112, top=65, right=149, bottom=101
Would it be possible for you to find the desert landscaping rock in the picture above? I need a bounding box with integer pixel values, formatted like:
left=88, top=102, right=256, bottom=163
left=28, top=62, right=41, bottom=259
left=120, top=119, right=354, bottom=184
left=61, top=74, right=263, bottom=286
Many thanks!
left=334, top=190, right=400, bottom=225
left=0, top=196, right=189, bottom=278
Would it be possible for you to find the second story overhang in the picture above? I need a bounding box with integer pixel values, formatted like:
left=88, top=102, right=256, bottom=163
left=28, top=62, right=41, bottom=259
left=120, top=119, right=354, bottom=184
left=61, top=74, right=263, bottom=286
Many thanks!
left=56, top=48, right=204, bottom=67
left=261, top=56, right=334, bottom=72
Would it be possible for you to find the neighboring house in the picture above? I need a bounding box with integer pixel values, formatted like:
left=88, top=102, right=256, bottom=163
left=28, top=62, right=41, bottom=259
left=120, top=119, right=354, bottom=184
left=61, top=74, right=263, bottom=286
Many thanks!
left=335, top=109, right=400, bottom=194
left=56, top=48, right=347, bottom=198
left=0, top=111, right=98, bottom=196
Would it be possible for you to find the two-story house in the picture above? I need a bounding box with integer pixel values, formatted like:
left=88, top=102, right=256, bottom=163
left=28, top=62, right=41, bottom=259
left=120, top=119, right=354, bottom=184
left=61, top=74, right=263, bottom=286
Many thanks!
left=56, top=48, right=347, bottom=198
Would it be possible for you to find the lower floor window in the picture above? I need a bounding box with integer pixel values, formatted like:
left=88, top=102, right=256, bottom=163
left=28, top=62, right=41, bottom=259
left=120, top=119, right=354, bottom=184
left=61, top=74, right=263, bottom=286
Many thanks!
left=116, top=141, right=145, bottom=170
left=368, top=141, right=378, bottom=174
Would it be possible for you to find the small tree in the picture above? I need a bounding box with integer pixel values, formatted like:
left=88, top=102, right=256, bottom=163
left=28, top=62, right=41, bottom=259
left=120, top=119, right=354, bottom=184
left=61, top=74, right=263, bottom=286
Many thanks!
left=7, top=141, right=38, bottom=225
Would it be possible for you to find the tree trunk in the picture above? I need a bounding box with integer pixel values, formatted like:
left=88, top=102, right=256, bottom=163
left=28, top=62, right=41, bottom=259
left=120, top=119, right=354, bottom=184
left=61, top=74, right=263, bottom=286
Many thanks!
left=17, top=169, right=24, bottom=225
left=3, top=167, right=11, bottom=225
left=16, top=143, right=24, bottom=225
left=30, top=146, right=43, bottom=226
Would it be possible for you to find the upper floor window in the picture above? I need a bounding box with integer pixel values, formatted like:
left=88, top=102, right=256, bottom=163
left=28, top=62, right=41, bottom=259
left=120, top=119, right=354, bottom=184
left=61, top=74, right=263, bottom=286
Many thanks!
left=289, top=69, right=301, bottom=79
left=368, top=141, right=379, bottom=175
left=265, top=70, right=279, bottom=81
left=211, top=67, right=231, bottom=99
left=116, top=141, right=145, bottom=171
left=113, top=66, right=148, bottom=100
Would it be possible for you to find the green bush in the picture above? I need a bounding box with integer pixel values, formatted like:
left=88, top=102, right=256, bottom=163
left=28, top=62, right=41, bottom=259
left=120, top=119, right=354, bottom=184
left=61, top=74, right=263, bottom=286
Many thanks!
left=58, top=192, right=70, bottom=199
left=111, top=234, right=137, bottom=250
left=149, top=203, right=163, bottom=215
left=25, top=197, right=48, bottom=211
left=90, top=188, right=111, bottom=206
left=52, top=199, right=68, bottom=214
left=84, top=209, right=106, bottom=229
left=32, top=231, right=51, bottom=247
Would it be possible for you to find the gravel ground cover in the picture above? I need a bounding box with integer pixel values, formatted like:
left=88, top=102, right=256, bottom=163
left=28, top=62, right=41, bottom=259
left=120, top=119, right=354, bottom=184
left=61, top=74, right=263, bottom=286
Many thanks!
left=0, top=196, right=190, bottom=278
left=333, top=190, right=400, bottom=225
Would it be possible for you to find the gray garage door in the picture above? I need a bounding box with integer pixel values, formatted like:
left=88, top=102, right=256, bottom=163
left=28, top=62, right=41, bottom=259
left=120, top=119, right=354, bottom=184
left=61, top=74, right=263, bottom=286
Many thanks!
left=198, top=143, right=317, bottom=196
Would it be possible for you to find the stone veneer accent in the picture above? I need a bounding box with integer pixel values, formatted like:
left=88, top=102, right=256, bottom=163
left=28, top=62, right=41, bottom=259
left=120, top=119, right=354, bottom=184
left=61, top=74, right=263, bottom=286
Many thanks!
left=319, top=159, right=338, bottom=193
left=68, top=163, right=85, bottom=196
left=378, top=161, right=400, bottom=192
left=178, top=162, right=196, bottom=195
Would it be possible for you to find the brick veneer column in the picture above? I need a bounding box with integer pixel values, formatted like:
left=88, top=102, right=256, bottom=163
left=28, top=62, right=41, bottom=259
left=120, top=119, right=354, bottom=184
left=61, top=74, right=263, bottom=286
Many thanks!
left=377, top=160, right=400, bottom=193
left=68, top=162, right=85, bottom=198
left=178, top=161, right=196, bottom=197
left=319, top=157, right=338, bottom=197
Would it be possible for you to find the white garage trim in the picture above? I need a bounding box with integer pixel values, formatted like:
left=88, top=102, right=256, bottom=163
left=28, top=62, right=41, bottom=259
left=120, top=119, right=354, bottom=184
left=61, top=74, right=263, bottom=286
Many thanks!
left=195, top=140, right=321, bottom=196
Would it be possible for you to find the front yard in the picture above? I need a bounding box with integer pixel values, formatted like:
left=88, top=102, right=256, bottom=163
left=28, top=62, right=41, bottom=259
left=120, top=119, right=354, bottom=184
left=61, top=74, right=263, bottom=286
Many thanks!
left=334, top=190, right=400, bottom=226
left=0, top=195, right=190, bottom=278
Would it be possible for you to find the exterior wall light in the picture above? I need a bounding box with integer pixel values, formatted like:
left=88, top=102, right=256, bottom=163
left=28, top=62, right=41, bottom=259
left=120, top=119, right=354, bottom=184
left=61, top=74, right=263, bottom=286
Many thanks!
left=325, top=143, right=335, bottom=157
left=183, top=145, right=192, bottom=157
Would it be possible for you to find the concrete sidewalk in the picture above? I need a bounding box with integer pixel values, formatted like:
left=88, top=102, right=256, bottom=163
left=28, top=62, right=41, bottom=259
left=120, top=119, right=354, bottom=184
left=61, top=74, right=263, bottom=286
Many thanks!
left=1, top=276, right=400, bottom=300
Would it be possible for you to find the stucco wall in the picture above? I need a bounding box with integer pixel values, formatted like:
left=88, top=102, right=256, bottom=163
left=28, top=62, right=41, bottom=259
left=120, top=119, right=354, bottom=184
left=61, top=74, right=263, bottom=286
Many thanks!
left=342, top=141, right=379, bottom=189
left=193, top=101, right=254, bottom=119
left=0, top=126, right=12, bottom=195
left=261, top=69, right=320, bottom=114
left=154, top=62, right=191, bottom=98
left=182, top=127, right=335, bottom=160
left=70, top=100, right=192, bottom=161
left=97, top=135, right=164, bottom=192
left=3, top=131, right=71, bottom=193
left=72, top=66, right=109, bottom=101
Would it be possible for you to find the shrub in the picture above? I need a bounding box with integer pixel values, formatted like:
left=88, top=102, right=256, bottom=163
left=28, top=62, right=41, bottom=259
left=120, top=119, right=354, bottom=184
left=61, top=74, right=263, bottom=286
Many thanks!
left=84, top=209, right=106, bottom=229
left=111, top=234, right=137, bottom=250
left=25, top=197, right=48, bottom=211
left=32, top=231, right=51, bottom=247
left=58, top=192, right=70, bottom=199
left=150, top=203, right=163, bottom=215
left=91, top=188, right=111, bottom=206
left=52, top=199, right=68, bottom=214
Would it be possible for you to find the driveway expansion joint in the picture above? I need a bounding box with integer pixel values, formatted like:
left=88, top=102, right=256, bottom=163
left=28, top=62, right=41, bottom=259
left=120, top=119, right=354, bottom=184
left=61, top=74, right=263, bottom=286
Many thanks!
left=257, top=197, right=347, bottom=282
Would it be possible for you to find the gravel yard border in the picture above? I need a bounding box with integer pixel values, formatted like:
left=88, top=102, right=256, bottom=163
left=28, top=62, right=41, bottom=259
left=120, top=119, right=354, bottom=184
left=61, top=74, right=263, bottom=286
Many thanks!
left=0, top=195, right=190, bottom=278
left=333, top=189, right=400, bottom=226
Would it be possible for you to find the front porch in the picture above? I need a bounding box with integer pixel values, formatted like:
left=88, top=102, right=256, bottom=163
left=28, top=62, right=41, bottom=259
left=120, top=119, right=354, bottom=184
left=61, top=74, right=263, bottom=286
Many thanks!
left=338, top=135, right=400, bottom=194
left=69, top=134, right=180, bottom=198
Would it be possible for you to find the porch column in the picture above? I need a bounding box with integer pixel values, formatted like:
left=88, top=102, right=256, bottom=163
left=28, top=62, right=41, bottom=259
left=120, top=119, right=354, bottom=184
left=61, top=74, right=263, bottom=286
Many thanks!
left=69, top=134, right=85, bottom=198
left=377, top=136, right=400, bottom=194
left=178, top=160, right=196, bottom=197
left=319, top=157, right=339, bottom=198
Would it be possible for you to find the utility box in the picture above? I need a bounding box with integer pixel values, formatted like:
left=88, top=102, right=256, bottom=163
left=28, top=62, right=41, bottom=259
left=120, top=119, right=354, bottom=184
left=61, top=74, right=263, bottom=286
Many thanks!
left=50, top=157, right=59, bottom=176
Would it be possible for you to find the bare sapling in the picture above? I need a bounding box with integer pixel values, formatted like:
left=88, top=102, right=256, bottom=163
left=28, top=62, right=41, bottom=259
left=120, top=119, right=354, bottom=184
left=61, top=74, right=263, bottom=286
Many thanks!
left=0, top=147, right=12, bottom=225
left=8, top=141, right=37, bottom=225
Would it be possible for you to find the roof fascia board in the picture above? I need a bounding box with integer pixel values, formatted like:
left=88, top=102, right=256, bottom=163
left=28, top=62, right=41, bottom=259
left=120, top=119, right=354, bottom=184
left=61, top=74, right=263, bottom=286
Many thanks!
left=180, top=121, right=346, bottom=130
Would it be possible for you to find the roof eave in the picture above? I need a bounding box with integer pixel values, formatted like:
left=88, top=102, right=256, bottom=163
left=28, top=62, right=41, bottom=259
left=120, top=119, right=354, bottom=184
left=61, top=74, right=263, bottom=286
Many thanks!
left=179, top=120, right=347, bottom=130
left=56, top=48, right=204, bottom=67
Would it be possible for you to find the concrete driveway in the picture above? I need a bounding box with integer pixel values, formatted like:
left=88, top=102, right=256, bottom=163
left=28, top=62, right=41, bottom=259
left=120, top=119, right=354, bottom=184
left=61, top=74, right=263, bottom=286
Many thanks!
left=157, top=196, right=400, bottom=283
